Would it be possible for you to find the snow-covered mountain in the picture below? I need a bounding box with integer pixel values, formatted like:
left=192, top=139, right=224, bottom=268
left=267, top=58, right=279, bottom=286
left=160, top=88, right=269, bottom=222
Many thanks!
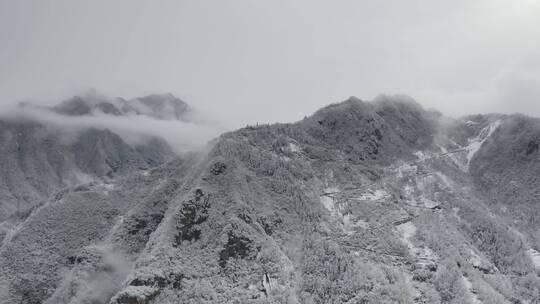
left=1, top=95, right=539, bottom=304
left=51, top=93, right=191, bottom=121
left=0, top=93, right=189, bottom=244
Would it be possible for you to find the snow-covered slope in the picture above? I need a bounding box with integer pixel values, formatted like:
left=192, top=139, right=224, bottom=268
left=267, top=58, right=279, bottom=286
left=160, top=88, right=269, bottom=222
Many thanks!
left=0, top=94, right=187, bottom=245
left=1, top=96, right=540, bottom=304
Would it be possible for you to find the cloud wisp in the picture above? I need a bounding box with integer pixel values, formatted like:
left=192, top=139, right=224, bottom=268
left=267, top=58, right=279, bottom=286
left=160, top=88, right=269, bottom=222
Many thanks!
left=0, top=104, right=225, bottom=154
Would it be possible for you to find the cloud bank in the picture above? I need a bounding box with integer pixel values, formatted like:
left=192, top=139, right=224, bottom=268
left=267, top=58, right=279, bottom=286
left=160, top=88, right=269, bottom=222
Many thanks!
left=0, top=103, right=224, bottom=154
left=1, top=0, right=540, bottom=125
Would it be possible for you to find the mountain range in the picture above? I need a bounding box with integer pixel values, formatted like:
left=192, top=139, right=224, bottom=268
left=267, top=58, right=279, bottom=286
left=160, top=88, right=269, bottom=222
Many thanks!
left=0, top=94, right=539, bottom=304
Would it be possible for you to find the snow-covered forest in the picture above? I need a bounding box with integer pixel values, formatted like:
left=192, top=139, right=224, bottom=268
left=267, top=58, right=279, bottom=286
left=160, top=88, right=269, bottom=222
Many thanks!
left=1, top=95, right=539, bottom=303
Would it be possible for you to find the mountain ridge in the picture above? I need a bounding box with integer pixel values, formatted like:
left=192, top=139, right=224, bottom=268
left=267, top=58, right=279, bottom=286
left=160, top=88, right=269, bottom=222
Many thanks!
left=1, top=95, right=540, bottom=304
left=18, top=92, right=192, bottom=121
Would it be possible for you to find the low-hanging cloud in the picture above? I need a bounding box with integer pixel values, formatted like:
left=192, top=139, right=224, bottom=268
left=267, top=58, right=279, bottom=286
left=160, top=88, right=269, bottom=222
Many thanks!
left=2, top=0, right=540, bottom=125
left=44, top=244, right=133, bottom=304
left=0, top=104, right=225, bottom=154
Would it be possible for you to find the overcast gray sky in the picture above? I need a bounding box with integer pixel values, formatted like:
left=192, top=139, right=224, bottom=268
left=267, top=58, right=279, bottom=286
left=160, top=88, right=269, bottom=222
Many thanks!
left=1, top=0, right=540, bottom=128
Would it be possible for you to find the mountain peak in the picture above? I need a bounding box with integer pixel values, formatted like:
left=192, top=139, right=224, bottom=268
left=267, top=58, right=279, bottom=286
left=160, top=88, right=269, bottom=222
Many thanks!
left=53, top=96, right=123, bottom=116
left=4, top=93, right=540, bottom=304
left=48, top=93, right=190, bottom=121
left=127, top=93, right=189, bottom=120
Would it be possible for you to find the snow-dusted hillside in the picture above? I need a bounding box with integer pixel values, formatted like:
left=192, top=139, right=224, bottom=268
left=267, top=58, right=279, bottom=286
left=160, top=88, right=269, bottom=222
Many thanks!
left=0, top=94, right=188, bottom=246
left=1, top=95, right=540, bottom=304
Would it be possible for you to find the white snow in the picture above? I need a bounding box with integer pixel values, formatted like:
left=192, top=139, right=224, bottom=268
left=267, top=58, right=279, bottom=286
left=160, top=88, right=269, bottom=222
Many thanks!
left=440, top=145, right=467, bottom=170
left=73, top=171, right=94, bottom=186
left=452, top=207, right=461, bottom=220
left=322, top=187, right=340, bottom=195
left=110, top=286, right=158, bottom=303
left=465, top=120, right=501, bottom=168
left=104, top=216, right=125, bottom=242
left=262, top=273, right=276, bottom=293
left=354, top=219, right=369, bottom=229
left=397, top=221, right=416, bottom=245
left=395, top=162, right=417, bottom=178
left=440, top=145, right=448, bottom=154
left=320, top=196, right=335, bottom=212
left=320, top=187, right=369, bottom=235
left=342, top=214, right=352, bottom=231
left=403, top=184, right=415, bottom=197
left=288, top=143, right=301, bottom=153
left=422, top=199, right=440, bottom=209
left=416, top=174, right=436, bottom=193
left=528, top=248, right=540, bottom=268
left=468, top=249, right=484, bottom=269
left=414, top=151, right=429, bottom=162
left=355, top=189, right=390, bottom=201
left=342, top=214, right=368, bottom=235
left=396, top=221, right=437, bottom=263
left=435, top=172, right=453, bottom=188
left=99, top=182, right=115, bottom=195
left=404, top=273, right=422, bottom=299
left=462, top=276, right=482, bottom=304
left=320, top=187, right=339, bottom=212
left=508, top=228, right=540, bottom=269
left=0, top=222, right=22, bottom=248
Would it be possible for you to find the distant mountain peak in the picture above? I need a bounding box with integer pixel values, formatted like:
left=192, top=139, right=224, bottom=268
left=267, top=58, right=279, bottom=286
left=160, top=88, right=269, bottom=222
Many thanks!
left=127, top=93, right=189, bottom=120
left=49, top=93, right=190, bottom=121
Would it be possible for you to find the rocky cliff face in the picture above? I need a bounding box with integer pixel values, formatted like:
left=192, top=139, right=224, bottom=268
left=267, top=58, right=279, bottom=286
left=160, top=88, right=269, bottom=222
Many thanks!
left=1, top=96, right=539, bottom=304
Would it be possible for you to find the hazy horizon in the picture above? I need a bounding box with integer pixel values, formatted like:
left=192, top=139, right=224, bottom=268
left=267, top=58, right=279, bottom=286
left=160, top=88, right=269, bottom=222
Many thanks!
left=2, top=0, right=540, bottom=128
